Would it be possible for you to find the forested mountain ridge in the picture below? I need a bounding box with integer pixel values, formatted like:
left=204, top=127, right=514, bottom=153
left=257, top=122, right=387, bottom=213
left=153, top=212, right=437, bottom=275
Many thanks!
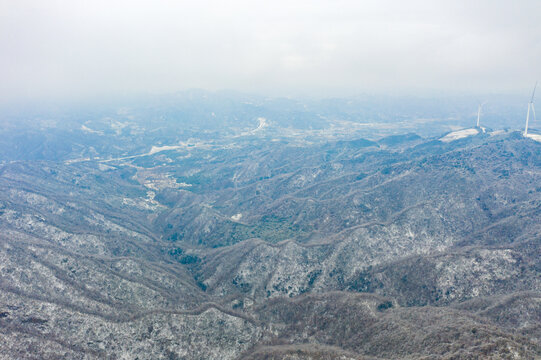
left=1, top=99, right=540, bottom=358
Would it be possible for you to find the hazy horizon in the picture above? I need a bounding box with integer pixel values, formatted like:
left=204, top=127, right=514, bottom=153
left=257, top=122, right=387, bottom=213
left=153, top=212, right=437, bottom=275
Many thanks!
left=1, top=0, right=541, bottom=102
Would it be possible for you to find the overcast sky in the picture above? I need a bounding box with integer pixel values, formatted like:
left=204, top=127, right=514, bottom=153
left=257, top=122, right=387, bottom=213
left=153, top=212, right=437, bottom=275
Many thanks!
left=1, top=0, right=540, bottom=101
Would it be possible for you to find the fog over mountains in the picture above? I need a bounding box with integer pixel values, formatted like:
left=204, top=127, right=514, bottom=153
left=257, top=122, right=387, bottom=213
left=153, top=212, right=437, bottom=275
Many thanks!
left=0, top=92, right=540, bottom=359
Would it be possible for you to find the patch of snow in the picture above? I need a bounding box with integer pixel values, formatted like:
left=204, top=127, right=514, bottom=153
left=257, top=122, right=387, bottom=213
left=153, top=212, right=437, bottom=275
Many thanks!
left=64, top=157, right=91, bottom=165
left=148, top=145, right=182, bottom=155
left=525, top=133, right=541, bottom=142
left=490, top=130, right=506, bottom=136
left=231, top=213, right=243, bottom=221
left=236, top=117, right=269, bottom=137
left=98, top=164, right=115, bottom=171
left=439, top=128, right=478, bottom=142
left=111, top=121, right=129, bottom=135
left=256, top=117, right=267, bottom=130
left=81, top=125, right=103, bottom=135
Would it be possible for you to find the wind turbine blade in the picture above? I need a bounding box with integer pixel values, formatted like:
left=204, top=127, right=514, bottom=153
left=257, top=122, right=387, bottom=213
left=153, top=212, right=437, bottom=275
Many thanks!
left=531, top=81, right=538, bottom=103
left=532, top=103, right=536, bottom=124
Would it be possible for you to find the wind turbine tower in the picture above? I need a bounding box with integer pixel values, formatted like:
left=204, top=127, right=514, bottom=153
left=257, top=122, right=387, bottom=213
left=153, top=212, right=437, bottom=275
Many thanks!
left=476, top=102, right=485, bottom=128
left=524, top=82, right=537, bottom=136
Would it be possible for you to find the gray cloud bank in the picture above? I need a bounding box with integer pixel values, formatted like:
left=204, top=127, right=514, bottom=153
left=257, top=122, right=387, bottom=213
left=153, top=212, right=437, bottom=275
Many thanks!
left=1, top=0, right=540, bottom=101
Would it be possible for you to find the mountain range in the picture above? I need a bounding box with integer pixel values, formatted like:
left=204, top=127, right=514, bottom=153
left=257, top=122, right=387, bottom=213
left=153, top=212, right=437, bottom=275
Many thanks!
left=0, top=94, right=540, bottom=359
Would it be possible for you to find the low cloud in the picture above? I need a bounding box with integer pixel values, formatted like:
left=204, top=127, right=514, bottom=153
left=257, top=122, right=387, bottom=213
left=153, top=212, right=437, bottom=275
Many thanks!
left=1, top=0, right=540, bottom=101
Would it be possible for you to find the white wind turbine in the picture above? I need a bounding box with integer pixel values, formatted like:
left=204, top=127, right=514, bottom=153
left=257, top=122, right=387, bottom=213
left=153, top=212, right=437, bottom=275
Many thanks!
left=476, top=102, right=486, bottom=128
left=524, top=82, right=537, bottom=136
